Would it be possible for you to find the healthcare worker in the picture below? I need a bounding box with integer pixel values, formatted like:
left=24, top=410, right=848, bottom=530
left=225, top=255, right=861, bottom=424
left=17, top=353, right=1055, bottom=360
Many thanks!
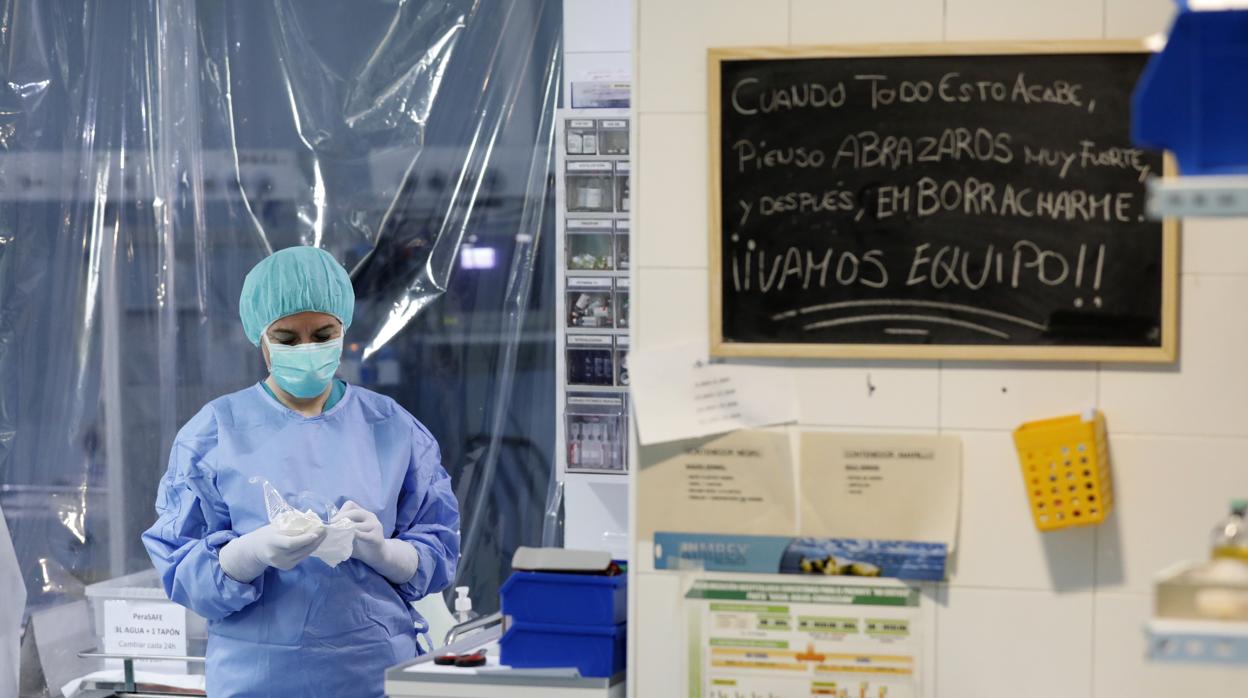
left=142, top=246, right=460, bottom=698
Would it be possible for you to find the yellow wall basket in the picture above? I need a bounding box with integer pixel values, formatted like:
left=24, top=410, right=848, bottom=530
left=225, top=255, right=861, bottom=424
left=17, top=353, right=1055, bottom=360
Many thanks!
left=1012, top=410, right=1113, bottom=531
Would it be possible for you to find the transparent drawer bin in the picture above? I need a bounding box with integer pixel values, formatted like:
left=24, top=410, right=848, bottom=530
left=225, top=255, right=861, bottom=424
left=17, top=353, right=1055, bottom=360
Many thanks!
left=1156, top=560, right=1248, bottom=622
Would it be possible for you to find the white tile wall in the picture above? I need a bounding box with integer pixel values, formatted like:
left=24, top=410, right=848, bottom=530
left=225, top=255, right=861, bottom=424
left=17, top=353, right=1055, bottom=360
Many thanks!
left=1093, top=593, right=1244, bottom=696
left=796, top=362, right=940, bottom=428
left=941, top=363, right=1098, bottom=431
left=1183, top=218, right=1248, bottom=274
left=1096, top=434, right=1248, bottom=594
left=630, top=2, right=1248, bottom=696
left=564, top=0, right=632, bottom=53
left=633, top=573, right=686, bottom=696
left=789, top=0, right=944, bottom=44
left=945, top=0, right=1105, bottom=40
left=635, top=113, right=707, bottom=269
left=637, top=0, right=789, bottom=113
left=948, top=431, right=1096, bottom=590
left=1100, top=275, right=1248, bottom=437
left=1104, top=0, right=1176, bottom=39
left=801, top=424, right=940, bottom=436
left=635, top=267, right=708, bottom=349
left=936, top=586, right=1094, bottom=698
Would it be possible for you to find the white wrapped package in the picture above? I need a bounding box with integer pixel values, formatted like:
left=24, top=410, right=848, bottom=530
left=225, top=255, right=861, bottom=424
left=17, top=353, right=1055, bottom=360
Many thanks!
left=262, top=482, right=356, bottom=567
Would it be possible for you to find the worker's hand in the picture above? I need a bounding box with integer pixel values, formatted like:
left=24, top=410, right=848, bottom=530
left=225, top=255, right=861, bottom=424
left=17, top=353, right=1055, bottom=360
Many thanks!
left=219, top=523, right=328, bottom=583
left=333, top=500, right=386, bottom=559
left=333, top=500, right=420, bottom=584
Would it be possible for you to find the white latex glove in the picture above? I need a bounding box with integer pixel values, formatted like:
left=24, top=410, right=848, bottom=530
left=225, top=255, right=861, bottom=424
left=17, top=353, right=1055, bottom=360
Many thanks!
left=219, top=523, right=328, bottom=583
left=333, top=500, right=420, bottom=584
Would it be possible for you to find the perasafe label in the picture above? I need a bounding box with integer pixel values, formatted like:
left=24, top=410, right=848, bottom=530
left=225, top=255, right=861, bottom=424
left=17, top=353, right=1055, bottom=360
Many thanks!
left=103, top=600, right=187, bottom=657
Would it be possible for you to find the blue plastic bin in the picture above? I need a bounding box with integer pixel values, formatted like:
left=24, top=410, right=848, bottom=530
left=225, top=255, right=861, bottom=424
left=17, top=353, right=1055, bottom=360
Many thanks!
left=500, top=570, right=627, bottom=626
left=500, top=620, right=626, bottom=678
left=1133, top=6, right=1248, bottom=174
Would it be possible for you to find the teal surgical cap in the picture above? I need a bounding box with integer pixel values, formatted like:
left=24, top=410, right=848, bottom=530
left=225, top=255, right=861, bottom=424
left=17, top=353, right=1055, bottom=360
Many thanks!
left=239, top=246, right=355, bottom=346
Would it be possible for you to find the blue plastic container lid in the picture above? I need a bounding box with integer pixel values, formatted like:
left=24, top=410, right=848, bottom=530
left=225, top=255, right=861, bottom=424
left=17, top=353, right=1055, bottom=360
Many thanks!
left=505, top=619, right=626, bottom=637
left=503, top=569, right=627, bottom=588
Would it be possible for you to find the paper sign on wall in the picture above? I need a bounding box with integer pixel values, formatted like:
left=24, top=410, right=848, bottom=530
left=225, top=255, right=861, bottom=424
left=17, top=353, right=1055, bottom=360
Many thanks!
left=655, top=532, right=948, bottom=581
left=638, top=430, right=796, bottom=541
left=102, top=600, right=187, bottom=674
left=629, top=341, right=799, bottom=445
left=800, top=433, right=961, bottom=550
left=686, top=577, right=925, bottom=698
left=639, top=431, right=962, bottom=582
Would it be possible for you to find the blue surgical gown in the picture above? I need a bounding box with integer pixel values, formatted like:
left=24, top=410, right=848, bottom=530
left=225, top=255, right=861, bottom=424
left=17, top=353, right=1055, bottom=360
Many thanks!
left=142, top=383, right=460, bottom=698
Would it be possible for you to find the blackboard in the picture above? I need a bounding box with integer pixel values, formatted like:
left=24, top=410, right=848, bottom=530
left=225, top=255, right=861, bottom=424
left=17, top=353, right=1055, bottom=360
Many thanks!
left=709, top=42, right=1178, bottom=362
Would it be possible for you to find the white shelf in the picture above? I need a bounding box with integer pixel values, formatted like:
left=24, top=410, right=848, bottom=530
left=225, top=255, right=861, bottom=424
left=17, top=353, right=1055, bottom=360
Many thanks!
left=1147, top=175, right=1248, bottom=218
left=565, top=384, right=628, bottom=395
left=564, top=470, right=629, bottom=481
left=1146, top=617, right=1248, bottom=665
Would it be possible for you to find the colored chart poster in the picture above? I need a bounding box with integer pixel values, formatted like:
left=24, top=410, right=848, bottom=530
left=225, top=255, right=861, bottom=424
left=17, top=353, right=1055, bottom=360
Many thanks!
left=686, top=579, right=923, bottom=698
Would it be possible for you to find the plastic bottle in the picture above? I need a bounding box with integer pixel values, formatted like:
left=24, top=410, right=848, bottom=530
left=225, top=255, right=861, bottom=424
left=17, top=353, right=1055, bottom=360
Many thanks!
left=606, top=422, right=619, bottom=470
left=597, top=423, right=610, bottom=468
left=585, top=423, right=603, bottom=467
left=1211, top=499, right=1248, bottom=562
left=568, top=423, right=581, bottom=467
left=453, top=586, right=479, bottom=625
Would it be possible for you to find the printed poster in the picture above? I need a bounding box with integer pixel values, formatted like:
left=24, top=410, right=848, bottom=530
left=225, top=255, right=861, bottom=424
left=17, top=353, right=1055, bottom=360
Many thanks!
left=686, top=578, right=925, bottom=698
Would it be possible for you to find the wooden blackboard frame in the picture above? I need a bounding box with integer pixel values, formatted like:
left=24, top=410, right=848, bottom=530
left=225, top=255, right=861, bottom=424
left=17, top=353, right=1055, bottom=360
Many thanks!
left=708, top=41, right=1179, bottom=362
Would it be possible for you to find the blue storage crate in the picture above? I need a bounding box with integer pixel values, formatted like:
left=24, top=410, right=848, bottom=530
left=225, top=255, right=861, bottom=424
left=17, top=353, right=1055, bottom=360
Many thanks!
left=500, top=620, right=626, bottom=678
left=500, top=570, right=627, bottom=626
left=1133, top=5, right=1248, bottom=174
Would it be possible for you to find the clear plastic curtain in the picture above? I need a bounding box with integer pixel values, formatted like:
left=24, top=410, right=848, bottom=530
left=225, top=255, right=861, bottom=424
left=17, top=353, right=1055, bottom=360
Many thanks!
left=0, top=0, right=560, bottom=631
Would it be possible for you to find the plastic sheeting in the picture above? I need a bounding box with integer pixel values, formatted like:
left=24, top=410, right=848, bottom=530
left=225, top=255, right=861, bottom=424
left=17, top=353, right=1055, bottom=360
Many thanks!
left=0, top=0, right=562, bottom=672
left=0, top=502, right=24, bottom=697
